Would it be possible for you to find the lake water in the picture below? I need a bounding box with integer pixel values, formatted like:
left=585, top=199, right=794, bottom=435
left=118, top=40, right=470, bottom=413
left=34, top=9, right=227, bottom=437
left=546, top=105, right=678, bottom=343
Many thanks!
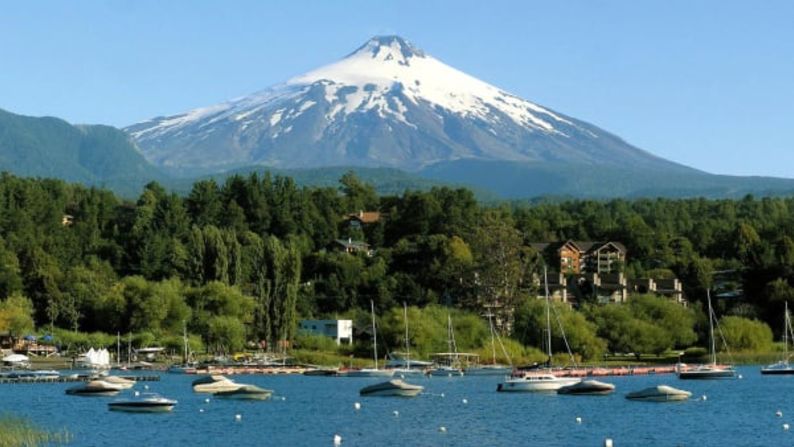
left=1, top=366, right=792, bottom=446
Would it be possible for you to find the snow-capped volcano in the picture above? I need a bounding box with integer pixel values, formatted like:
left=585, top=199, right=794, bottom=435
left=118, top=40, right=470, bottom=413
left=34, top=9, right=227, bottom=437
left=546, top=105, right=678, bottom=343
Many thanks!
left=126, top=36, right=688, bottom=174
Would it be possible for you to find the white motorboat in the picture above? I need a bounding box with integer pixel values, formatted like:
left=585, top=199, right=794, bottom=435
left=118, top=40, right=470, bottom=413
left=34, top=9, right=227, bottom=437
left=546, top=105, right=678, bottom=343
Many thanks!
left=66, top=379, right=125, bottom=396
left=215, top=384, right=273, bottom=400
left=497, top=373, right=580, bottom=392
left=626, top=385, right=691, bottom=402
left=101, top=375, right=136, bottom=389
left=558, top=379, right=616, bottom=395
left=191, top=375, right=242, bottom=393
left=109, top=394, right=177, bottom=412
left=343, top=368, right=395, bottom=378
left=761, top=301, right=794, bottom=375
left=678, top=290, right=736, bottom=380
left=359, top=379, right=424, bottom=397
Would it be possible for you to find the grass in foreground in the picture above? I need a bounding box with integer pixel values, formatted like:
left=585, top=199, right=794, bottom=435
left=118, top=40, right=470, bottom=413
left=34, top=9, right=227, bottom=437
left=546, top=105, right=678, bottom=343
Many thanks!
left=0, top=414, right=71, bottom=447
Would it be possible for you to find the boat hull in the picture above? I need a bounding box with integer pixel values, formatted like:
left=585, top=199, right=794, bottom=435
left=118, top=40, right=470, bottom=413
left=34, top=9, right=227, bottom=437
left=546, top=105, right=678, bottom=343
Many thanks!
left=343, top=369, right=395, bottom=378
left=626, top=386, right=691, bottom=402
left=678, top=369, right=736, bottom=380
left=359, top=379, right=424, bottom=397
left=760, top=367, right=794, bottom=375
left=215, top=386, right=273, bottom=400
left=109, top=402, right=175, bottom=412
left=558, top=380, right=615, bottom=395
left=497, top=376, right=580, bottom=392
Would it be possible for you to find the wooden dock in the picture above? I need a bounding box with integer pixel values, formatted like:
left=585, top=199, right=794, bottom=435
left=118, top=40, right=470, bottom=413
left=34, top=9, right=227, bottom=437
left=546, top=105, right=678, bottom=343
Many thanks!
left=0, top=375, right=161, bottom=385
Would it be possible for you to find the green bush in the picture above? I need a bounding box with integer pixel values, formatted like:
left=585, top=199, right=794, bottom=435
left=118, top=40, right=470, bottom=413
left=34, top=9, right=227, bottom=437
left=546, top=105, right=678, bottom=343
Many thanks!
left=294, top=333, right=340, bottom=352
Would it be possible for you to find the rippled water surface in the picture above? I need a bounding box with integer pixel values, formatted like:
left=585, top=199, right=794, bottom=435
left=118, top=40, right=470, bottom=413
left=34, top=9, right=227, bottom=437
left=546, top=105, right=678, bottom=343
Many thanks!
left=2, top=366, right=793, bottom=446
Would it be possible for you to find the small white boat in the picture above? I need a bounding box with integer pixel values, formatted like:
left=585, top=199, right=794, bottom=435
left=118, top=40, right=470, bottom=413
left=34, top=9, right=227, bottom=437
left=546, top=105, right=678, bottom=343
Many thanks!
left=109, top=394, right=177, bottom=412
left=215, top=385, right=273, bottom=400
left=66, top=379, right=125, bottom=396
left=558, top=379, right=615, bottom=395
left=343, top=368, right=395, bottom=378
left=427, top=366, right=464, bottom=377
left=167, top=364, right=197, bottom=374
left=359, top=379, right=424, bottom=397
left=191, top=375, right=242, bottom=393
left=761, top=361, right=794, bottom=375
left=626, top=385, right=692, bottom=402
left=497, top=373, right=580, bottom=392
left=677, top=363, right=736, bottom=379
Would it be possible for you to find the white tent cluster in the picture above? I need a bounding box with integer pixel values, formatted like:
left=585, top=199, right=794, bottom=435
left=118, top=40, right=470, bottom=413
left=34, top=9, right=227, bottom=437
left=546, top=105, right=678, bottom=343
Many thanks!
left=77, top=348, right=110, bottom=368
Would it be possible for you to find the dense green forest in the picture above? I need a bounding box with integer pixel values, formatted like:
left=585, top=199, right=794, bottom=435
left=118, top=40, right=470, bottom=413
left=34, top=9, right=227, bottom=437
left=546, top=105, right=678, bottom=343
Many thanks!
left=0, top=170, right=793, bottom=360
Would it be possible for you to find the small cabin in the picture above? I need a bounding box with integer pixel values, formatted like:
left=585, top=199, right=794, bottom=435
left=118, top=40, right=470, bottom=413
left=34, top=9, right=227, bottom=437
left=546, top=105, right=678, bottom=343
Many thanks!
left=299, top=320, right=353, bottom=345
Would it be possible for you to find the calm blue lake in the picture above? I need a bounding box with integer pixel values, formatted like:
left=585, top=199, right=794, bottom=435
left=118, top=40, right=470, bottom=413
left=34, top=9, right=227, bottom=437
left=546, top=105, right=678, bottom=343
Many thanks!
left=1, top=366, right=792, bottom=446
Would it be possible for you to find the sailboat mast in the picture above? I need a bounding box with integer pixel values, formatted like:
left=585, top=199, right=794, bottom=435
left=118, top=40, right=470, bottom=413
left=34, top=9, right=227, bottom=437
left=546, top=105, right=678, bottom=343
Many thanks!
left=182, top=321, right=188, bottom=364
left=544, top=266, right=553, bottom=363
left=783, top=301, right=791, bottom=363
left=371, top=300, right=378, bottom=370
left=708, top=289, right=716, bottom=366
left=404, top=302, right=411, bottom=368
left=116, top=332, right=120, bottom=367
left=488, top=312, right=497, bottom=365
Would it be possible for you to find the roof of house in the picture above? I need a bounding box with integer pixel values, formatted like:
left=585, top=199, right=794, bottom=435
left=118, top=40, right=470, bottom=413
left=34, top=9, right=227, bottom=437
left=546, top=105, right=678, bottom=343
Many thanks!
left=346, top=211, right=381, bottom=224
left=334, top=239, right=370, bottom=249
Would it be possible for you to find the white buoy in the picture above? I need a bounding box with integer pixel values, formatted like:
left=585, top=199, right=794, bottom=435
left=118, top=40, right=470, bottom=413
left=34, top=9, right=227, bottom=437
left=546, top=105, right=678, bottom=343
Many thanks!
left=576, top=416, right=582, bottom=424
left=144, top=385, right=149, bottom=390
left=462, top=398, right=468, bottom=404
left=440, top=393, right=445, bottom=398
left=777, top=410, right=783, bottom=417
left=199, top=409, right=204, bottom=413
left=604, top=438, right=614, bottom=447
left=134, top=391, right=140, bottom=397
left=439, top=426, right=447, bottom=433
left=333, top=434, right=342, bottom=446
left=701, top=395, right=707, bottom=401
left=393, top=410, right=399, bottom=417
left=738, top=374, right=743, bottom=379
left=205, top=398, right=210, bottom=403
left=784, top=423, right=790, bottom=431
left=354, top=402, right=361, bottom=411
left=282, top=396, right=286, bottom=401
left=235, top=414, right=242, bottom=421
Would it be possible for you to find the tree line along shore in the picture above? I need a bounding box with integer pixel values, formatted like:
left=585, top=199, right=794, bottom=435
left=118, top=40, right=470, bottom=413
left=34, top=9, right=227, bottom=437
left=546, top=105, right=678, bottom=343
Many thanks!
left=1, top=171, right=793, bottom=364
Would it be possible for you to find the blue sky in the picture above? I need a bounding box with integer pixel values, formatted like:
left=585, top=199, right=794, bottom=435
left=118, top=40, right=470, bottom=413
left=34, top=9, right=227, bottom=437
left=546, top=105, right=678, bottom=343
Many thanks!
left=1, top=0, right=792, bottom=177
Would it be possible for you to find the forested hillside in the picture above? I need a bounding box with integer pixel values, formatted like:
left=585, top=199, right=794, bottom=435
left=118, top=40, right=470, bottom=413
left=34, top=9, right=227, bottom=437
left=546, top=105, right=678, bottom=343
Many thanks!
left=0, top=171, right=792, bottom=358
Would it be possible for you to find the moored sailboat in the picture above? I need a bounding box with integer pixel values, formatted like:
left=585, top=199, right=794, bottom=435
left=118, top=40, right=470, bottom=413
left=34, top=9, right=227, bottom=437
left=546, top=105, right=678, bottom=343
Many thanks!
left=761, top=301, right=794, bottom=375
left=678, top=290, right=736, bottom=379
left=344, top=300, right=394, bottom=378
left=497, top=267, right=580, bottom=392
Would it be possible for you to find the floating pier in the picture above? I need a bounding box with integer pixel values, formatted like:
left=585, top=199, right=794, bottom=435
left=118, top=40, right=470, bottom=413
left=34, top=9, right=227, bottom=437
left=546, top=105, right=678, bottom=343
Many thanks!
left=0, top=375, right=161, bottom=385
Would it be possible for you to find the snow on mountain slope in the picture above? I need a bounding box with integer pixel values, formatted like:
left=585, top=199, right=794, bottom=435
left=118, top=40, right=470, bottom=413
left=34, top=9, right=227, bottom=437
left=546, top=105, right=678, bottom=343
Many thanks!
left=125, top=36, right=691, bottom=174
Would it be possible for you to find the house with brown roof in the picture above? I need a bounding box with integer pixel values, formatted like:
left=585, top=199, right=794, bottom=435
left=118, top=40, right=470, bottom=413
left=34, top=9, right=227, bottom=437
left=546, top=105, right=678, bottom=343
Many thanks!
left=345, top=210, right=381, bottom=228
